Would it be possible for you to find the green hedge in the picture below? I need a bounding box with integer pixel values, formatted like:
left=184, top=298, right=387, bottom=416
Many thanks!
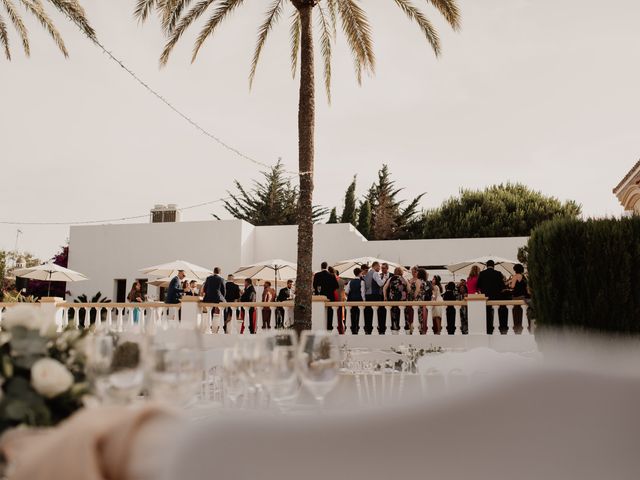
left=528, top=216, right=640, bottom=334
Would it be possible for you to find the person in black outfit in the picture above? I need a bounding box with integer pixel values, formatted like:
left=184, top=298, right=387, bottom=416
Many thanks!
left=508, top=263, right=529, bottom=334
left=165, top=270, right=185, bottom=320
left=442, top=281, right=457, bottom=335
left=312, top=261, right=339, bottom=330
left=476, top=260, right=506, bottom=334
left=345, top=267, right=366, bottom=334
left=202, top=267, right=226, bottom=303
left=275, top=279, right=294, bottom=328
left=240, top=278, right=257, bottom=333
left=224, top=274, right=241, bottom=332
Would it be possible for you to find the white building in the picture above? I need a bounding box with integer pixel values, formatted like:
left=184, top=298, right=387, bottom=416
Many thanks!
left=67, top=219, right=527, bottom=301
left=613, top=159, right=640, bottom=215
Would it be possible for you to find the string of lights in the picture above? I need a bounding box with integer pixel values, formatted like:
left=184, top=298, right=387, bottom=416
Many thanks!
left=61, top=11, right=311, bottom=177
left=0, top=198, right=229, bottom=226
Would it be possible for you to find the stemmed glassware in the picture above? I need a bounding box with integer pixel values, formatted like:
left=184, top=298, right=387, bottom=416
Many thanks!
left=295, top=331, right=340, bottom=409
left=147, top=326, right=204, bottom=406
left=222, top=348, right=247, bottom=408
left=85, top=330, right=146, bottom=405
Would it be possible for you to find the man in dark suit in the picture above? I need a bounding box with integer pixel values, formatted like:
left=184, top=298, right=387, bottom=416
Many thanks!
left=275, top=279, right=294, bottom=328
left=476, top=260, right=506, bottom=334
left=165, top=270, right=185, bottom=304
left=312, top=261, right=339, bottom=330
left=224, top=274, right=241, bottom=332
left=202, top=267, right=226, bottom=304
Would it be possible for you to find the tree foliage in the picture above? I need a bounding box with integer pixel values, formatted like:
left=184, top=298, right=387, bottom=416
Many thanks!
left=357, top=200, right=371, bottom=238
left=340, top=176, right=357, bottom=225
left=222, top=160, right=326, bottom=225
left=0, top=0, right=95, bottom=60
left=327, top=207, right=338, bottom=224
left=421, top=183, right=582, bottom=239
left=528, top=217, right=640, bottom=334
left=366, top=165, right=424, bottom=240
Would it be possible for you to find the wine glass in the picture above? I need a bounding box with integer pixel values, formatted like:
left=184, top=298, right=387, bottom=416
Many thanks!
left=147, top=326, right=204, bottom=406
left=296, top=332, right=340, bottom=409
left=263, top=345, right=301, bottom=412
left=85, top=332, right=146, bottom=405
left=222, top=348, right=246, bottom=408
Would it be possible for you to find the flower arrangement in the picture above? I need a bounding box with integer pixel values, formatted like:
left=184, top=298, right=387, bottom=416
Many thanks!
left=388, top=344, right=444, bottom=373
left=0, top=305, right=91, bottom=433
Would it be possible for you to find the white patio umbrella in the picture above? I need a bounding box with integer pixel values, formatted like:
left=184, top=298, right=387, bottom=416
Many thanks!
left=139, top=260, right=212, bottom=281
left=332, top=256, right=406, bottom=279
left=446, top=256, right=519, bottom=279
left=232, top=259, right=297, bottom=288
left=13, top=263, right=88, bottom=296
left=148, top=276, right=204, bottom=288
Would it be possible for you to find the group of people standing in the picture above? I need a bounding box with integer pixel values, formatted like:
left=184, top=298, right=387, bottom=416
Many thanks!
left=157, top=259, right=529, bottom=335
left=164, top=267, right=295, bottom=333
left=314, top=259, right=529, bottom=335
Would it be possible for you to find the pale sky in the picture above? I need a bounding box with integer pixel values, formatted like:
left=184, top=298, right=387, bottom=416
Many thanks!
left=1, top=0, right=639, bottom=259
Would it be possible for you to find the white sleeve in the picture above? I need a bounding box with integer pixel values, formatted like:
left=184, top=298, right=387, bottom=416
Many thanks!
left=361, top=281, right=366, bottom=299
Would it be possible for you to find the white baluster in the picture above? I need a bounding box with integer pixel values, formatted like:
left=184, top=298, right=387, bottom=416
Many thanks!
left=385, top=306, right=392, bottom=335
left=331, top=307, right=339, bottom=334
left=522, top=304, right=530, bottom=335
left=507, top=305, right=515, bottom=336
left=73, top=307, right=80, bottom=329
left=358, top=306, right=365, bottom=335
left=345, top=306, right=352, bottom=336
left=492, top=305, right=499, bottom=335
left=270, top=307, right=276, bottom=332
left=242, top=307, right=250, bottom=335
left=230, top=307, right=238, bottom=335
left=140, top=307, right=146, bottom=330
left=427, top=306, right=434, bottom=334
left=257, top=306, right=264, bottom=333
left=373, top=307, right=380, bottom=336
left=412, top=306, right=419, bottom=335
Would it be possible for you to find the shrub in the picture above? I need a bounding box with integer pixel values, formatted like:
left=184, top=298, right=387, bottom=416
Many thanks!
left=528, top=216, right=640, bottom=334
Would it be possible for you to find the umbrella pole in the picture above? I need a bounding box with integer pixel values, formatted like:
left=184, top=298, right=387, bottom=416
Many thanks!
left=47, top=280, right=51, bottom=297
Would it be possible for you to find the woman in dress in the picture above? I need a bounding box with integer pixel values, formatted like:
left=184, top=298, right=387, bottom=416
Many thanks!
left=417, top=269, right=431, bottom=334
left=261, top=281, right=275, bottom=329
left=127, top=281, right=144, bottom=323
left=406, top=266, right=423, bottom=332
left=383, top=267, right=408, bottom=331
left=466, top=265, right=481, bottom=295
left=431, top=275, right=443, bottom=334
left=508, top=263, right=529, bottom=333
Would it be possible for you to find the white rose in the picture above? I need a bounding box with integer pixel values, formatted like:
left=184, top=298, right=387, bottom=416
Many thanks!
left=2, top=305, right=42, bottom=330
left=31, top=358, right=74, bottom=398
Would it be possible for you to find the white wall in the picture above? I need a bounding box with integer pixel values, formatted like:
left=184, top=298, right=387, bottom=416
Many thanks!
left=67, top=219, right=528, bottom=300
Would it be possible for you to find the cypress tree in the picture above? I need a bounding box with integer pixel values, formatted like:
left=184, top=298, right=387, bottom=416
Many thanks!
left=357, top=200, right=371, bottom=238
left=340, top=176, right=357, bottom=225
left=327, top=208, right=338, bottom=224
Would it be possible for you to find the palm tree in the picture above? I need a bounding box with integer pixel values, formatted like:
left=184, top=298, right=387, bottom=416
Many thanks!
left=135, top=0, right=460, bottom=331
left=0, top=0, right=95, bottom=60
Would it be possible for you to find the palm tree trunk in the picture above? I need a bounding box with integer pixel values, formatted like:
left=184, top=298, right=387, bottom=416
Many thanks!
left=293, top=2, right=315, bottom=333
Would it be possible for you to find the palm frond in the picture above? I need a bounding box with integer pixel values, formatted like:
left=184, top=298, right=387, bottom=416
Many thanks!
left=325, top=0, right=338, bottom=36
left=249, top=0, right=284, bottom=88
left=0, top=14, right=10, bottom=60
left=289, top=10, right=300, bottom=78
left=160, top=0, right=214, bottom=65
left=2, top=0, right=29, bottom=56
left=161, top=0, right=193, bottom=33
left=426, top=0, right=460, bottom=30
left=50, top=0, right=95, bottom=39
left=191, top=0, right=246, bottom=63
left=336, top=0, right=375, bottom=83
left=21, top=0, right=68, bottom=57
left=394, top=0, right=440, bottom=56
left=133, top=0, right=160, bottom=22
left=317, top=2, right=333, bottom=102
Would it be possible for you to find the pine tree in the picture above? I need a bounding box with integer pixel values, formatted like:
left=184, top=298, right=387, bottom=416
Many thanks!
left=357, top=200, right=371, bottom=238
left=340, top=176, right=357, bottom=226
left=327, top=208, right=338, bottom=224
left=223, top=159, right=327, bottom=225
left=366, top=165, right=424, bottom=240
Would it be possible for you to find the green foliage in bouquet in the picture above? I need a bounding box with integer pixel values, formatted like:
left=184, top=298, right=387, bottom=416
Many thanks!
left=0, top=306, right=91, bottom=433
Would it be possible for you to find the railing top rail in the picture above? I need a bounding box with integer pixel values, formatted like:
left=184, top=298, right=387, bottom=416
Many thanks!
left=0, top=302, right=31, bottom=308
left=486, top=300, right=528, bottom=306
left=200, top=301, right=295, bottom=308
left=59, top=302, right=177, bottom=308
left=325, top=300, right=468, bottom=307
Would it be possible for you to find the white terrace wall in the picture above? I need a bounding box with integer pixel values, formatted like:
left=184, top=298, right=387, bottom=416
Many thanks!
left=67, top=219, right=527, bottom=300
